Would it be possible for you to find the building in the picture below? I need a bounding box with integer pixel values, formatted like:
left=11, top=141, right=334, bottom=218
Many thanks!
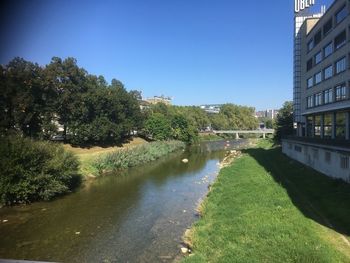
left=199, top=104, right=222, bottom=114
left=283, top=0, right=350, bottom=182
left=255, top=109, right=279, bottom=119
left=145, top=95, right=172, bottom=105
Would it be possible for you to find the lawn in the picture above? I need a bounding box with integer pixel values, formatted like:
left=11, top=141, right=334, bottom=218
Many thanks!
left=183, top=140, right=350, bottom=263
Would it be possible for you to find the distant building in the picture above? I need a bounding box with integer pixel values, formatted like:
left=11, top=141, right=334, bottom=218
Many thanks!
left=145, top=95, right=172, bottom=105
left=255, top=109, right=279, bottom=119
left=199, top=104, right=222, bottom=114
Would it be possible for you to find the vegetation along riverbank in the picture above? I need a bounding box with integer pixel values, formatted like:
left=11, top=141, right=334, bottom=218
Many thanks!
left=90, top=140, right=186, bottom=176
left=182, top=140, right=350, bottom=262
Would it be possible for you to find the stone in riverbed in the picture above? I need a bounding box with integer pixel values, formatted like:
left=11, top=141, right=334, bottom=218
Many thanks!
left=181, top=247, right=188, bottom=254
left=182, top=159, right=189, bottom=163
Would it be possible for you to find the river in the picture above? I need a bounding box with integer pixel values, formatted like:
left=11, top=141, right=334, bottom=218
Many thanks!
left=0, top=139, right=248, bottom=262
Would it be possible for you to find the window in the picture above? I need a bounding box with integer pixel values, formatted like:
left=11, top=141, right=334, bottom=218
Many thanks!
left=324, top=42, right=333, bottom=57
left=323, top=18, right=333, bottom=35
left=325, top=152, right=331, bottom=163
left=335, top=5, right=348, bottom=24
left=307, top=96, right=314, bottom=108
left=314, top=93, right=322, bottom=106
left=336, top=112, right=346, bottom=139
left=315, top=51, right=322, bottom=64
left=324, top=88, right=333, bottom=104
left=324, top=114, right=332, bottom=138
left=335, top=57, right=346, bottom=74
left=307, top=58, right=313, bottom=71
left=294, top=145, right=302, bottom=152
left=314, top=72, right=322, bottom=84
left=307, top=77, right=313, bottom=88
left=334, top=31, right=346, bottom=50
left=314, top=115, right=321, bottom=137
left=340, top=156, right=349, bottom=169
left=307, top=116, right=313, bottom=137
left=314, top=30, right=322, bottom=46
left=307, top=40, right=314, bottom=52
left=335, top=84, right=347, bottom=101
left=324, top=65, right=333, bottom=80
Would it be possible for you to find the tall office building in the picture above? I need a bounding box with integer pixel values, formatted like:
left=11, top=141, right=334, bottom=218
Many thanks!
left=283, top=0, right=350, bottom=182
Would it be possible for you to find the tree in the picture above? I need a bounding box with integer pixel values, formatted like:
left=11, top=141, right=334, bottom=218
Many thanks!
left=275, top=101, right=294, bottom=142
left=144, top=113, right=172, bottom=141
left=171, top=114, right=198, bottom=143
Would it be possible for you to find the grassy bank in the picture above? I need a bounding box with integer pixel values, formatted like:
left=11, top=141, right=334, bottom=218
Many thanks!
left=91, top=140, right=185, bottom=176
left=63, top=137, right=148, bottom=176
left=183, top=140, right=350, bottom=262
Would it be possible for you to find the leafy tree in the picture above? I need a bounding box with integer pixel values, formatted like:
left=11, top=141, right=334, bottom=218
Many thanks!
left=275, top=101, right=294, bottom=141
left=171, top=114, right=197, bottom=143
left=144, top=113, right=172, bottom=141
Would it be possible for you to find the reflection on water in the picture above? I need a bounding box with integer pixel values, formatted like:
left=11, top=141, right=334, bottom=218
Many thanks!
left=0, top=140, right=248, bottom=262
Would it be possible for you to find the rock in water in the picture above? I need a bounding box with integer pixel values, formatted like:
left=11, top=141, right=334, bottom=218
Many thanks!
left=182, top=159, right=189, bottom=163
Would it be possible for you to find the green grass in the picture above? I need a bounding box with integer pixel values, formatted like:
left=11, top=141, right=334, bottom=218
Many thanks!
left=92, top=140, right=185, bottom=176
left=183, top=140, right=350, bottom=263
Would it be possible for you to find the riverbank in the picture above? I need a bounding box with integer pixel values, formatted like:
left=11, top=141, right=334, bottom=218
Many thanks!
left=63, top=137, right=148, bottom=176
left=183, top=140, right=350, bottom=262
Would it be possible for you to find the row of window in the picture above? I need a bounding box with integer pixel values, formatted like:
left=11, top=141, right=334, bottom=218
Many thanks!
left=306, top=83, right=348, bottom=108
left=307, top=56, right=347, bottom=88
left=307, top=4, right=349, bottom=52
left=306, top=111, right=349, bottom=140
left=290, top=144, right=349, bottom=169
left=306, top=30, right=347, bottom=71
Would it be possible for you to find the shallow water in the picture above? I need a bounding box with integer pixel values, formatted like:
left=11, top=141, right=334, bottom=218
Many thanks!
left=0, top=140, right=248, bottom=262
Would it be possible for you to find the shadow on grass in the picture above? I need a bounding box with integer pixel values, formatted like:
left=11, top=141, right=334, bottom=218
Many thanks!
left=243, top=146, right=350, bottom=237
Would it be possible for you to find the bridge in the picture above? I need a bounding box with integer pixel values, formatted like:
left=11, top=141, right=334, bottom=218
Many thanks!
left=212, top=129, right=275, bottom=139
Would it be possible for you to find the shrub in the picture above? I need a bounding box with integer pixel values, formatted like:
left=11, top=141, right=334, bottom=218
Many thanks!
left=93, top=140, right=185, bottom=175
left=0, top=135, right=81, bottom=205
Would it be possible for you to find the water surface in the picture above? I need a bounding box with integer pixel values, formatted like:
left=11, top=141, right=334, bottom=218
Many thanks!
left=0, top=140, right=248, bottom=262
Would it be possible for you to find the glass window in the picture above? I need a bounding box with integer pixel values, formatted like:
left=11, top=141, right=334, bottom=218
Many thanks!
left=314, top=30, right=322, bottom=46
left=314, top=93, right=322, bottom=106
left=324, top=88, right=333, bottom=104
left=324, top=42, right=333, bottom=57
left=324, top=114, right=332, bottom=138
left=334, top=31, right=346, bottom=50
left=315, top=51, right=322, bottom=64
left=307, top=96, right=314, bottom=108
left=307, top=77, right=313, bottom=88
left=323, top=18, right=333, bottom=35
left=324, top=65, right=333, bottom=80
left=307, top=40, right=314, bottom=52
left=336, top=112, right=346, bottom=139
left=335, top=84, right=347, bottom=101
left=335, top=5, right=348, bottom=24
left=314, top=72, right=322, bottom=84
left=335, top=57, right=346, bottom=74
left=314, top=116, right=321, bottom=137
left=307, top=116, right=313, bottom=137
left=307, top=58, right=313, bottom=71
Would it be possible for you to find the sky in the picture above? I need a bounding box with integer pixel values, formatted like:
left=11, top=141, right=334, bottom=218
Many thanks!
left=0, top=0, right=334, bottom=110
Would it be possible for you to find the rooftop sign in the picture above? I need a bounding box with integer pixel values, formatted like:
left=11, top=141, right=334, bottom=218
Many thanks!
left=295, top=0, right=316, bottom=13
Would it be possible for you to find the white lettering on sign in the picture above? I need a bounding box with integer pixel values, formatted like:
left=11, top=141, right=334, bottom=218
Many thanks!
left=295, top=0, right=315, bottom=13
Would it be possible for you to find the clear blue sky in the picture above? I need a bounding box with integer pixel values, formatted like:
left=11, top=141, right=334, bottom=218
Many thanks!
left=0, top=0, right=334, bottom=109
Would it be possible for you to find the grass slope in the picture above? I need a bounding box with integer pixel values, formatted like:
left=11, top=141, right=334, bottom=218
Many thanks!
left=184, top=141, right=350, bottom=263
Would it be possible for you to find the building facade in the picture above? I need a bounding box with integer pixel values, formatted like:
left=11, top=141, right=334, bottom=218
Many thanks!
left=283, top=0, right=350, bottom=182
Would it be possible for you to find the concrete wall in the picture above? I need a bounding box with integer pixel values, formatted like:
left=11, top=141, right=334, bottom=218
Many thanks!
left=282, top=139, right=350, bottom=182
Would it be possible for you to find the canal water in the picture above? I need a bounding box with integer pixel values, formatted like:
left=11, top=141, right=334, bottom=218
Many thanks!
left=0, top=140, right=248, bottom=262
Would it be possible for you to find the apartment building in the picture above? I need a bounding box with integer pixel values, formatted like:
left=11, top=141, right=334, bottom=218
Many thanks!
left=283, top=0, right=350, bottom=182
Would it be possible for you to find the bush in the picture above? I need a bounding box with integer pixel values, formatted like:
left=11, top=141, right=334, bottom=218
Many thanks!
left=0, top=135, right=81, bottom=205
left=93, top=141, right=185, bottom=174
